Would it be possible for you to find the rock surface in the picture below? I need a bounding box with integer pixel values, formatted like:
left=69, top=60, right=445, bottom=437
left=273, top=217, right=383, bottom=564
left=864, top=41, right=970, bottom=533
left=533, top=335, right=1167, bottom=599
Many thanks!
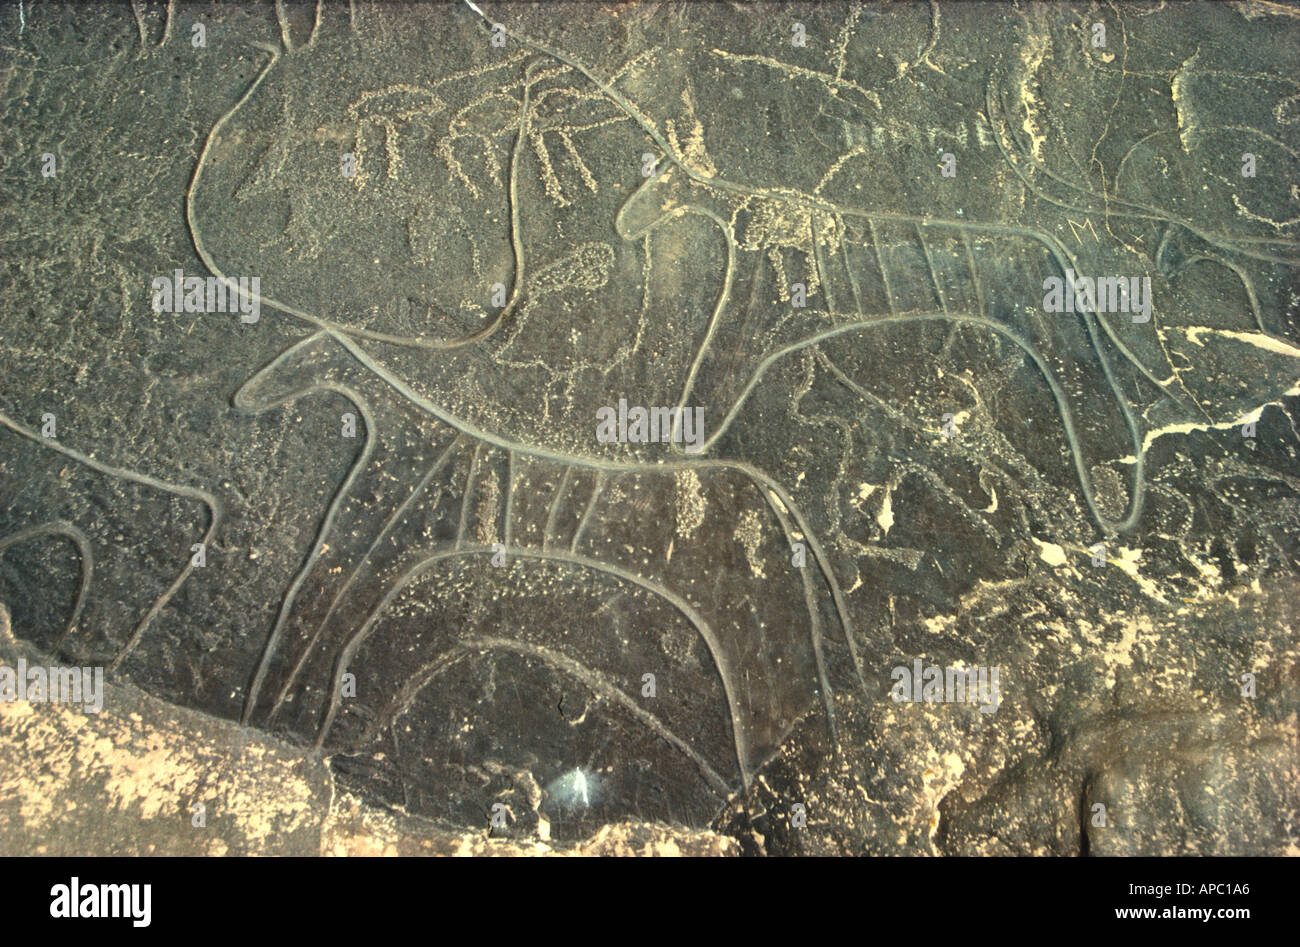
left=0, top=1, right=1297, bottom=855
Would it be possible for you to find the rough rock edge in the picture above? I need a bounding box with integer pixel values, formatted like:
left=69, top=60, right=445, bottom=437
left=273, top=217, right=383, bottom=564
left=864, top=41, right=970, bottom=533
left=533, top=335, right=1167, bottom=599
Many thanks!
left=0, top=603, right=736, bottom=857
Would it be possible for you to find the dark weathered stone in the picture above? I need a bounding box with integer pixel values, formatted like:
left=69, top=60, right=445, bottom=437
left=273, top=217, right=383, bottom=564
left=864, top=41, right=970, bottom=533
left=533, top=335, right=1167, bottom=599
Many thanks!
left=1, top=1, right=1297, bottom=855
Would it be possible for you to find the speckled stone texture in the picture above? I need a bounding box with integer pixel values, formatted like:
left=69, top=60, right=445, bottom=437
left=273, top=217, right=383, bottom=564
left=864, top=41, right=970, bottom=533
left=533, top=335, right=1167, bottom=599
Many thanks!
left=1, top=1, right=1297, bottom=855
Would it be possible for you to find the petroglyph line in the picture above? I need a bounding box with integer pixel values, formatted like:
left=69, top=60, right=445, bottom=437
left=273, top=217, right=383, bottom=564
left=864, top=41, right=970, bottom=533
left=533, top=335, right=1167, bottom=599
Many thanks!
left=267, top=431, right=467, bottom=722
left=0, top=522, right=92, bottom=654
left=227, top=325, right=861, bottom=758
left=986, top=57, right=1299, bottom=265
left=273, top=0, right=295, bottom=52
left=543, top=466, right=573, bottom=551
left=194, top=20, right=1198, bottom=514
left=355, top=648, right=471, bottom=747
left=1181, top=253, right=1268, bottom=335
left=812, top=219, right=837, bottom=314
left=359, top=636, right=733, bottom=796
left=840, top=224, right=866, bottom=318
left=707, top=48, right=882, bottom=115
left=503, top=449, right=516, bottom=551
left=570, top=470, right=604, bottom=554
left=466, top=635, right=734, bottom=795
left=272, top=0, right=323, bottom=52
left=687, top=311, right=1145, bottom=535
left=832, top=2, right=864, bottom=82
left=759, top=490, right=837, bottom=743
left=918, top=223, right=949, bottom=313
left=233, top=354, right=378, bottom=724
left=319, top=329, right=858, bottom=682
left=187, top=42, right=532, bottom=352
left=866, top=219, right=898, bottom=316
left=456, top=442, right=482, bottom=551
left=961, top=230, right=985, bottom=318
left=0, top=411, right=221, bottom=671
left=452, top=5, right=1284, bottom=460
left=315, top=543, right=752, bottom=786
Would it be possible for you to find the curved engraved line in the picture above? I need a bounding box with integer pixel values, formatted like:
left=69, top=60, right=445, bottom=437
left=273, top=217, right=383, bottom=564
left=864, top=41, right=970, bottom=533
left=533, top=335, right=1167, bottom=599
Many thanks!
left=233, top=343, right=378, bottom=725
left=0, top=411, right=222, bottom=669
left=129, top=0, right=172, bottom=52
left=672, top=207, right=735, bottom=452
left=211, top=21, right=1149, bottom=538
left=600, top=460, right=852, bottom=741
left=355, top=649, right=471, bottom=748
left=1175, top=254, right=1268, bottom=335
left=267, top=431, right=469, bottom=723
left=200, top=13, right=1284, bottom=769
left=469, top=2, right=1248, bottom=454
left=273, top=0, right=323, bottom=53
left=468, top=0, right=1294, bottom=266
left=461, top=635, right=735, bottom=797
left=618, top=176, right=1159, bottom=535
left=756, top=488, right=838, bottom=743
left=315, top=328, right=860, bottom=704
left=625, top=176, right=1177, bottom=487
left=542, top=466, right=574, bottom=550
left=314, top=543, right=755, bottom=787
left=986, top=58, right=1299, bottom=265
left=455, top=442, right=482, bottom=550
left=234, top=330, right=856, bottom=755
left=993, top=51, right=1298, bottom=255
left=612, top=170, right=1155, bottom=533
left=355, top=637, right=734, bottom=797
left=696, top=312, right=1145, bottom=534
left=988, top=52, right=1176, bottom=225
left=817, top=351, right=1009, bottom=544
left=0, top=521, right=93, bottom=654
left=895, top=216, right=1184, bottom=417
left=611, top=166, right=1154, bottom=534
left=740, top=462, right=861, bottom=700
left=1116, top=126, right=1300, bottom=204
left=986, top=91, right=1297, bottom=407
left=614, top=169, right=736, bottom=452
left=185, top=43, right=532, bottom=352
left=569, top=469, right=604, bottom=552
left=204, top=10, right=1294, bottom=439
